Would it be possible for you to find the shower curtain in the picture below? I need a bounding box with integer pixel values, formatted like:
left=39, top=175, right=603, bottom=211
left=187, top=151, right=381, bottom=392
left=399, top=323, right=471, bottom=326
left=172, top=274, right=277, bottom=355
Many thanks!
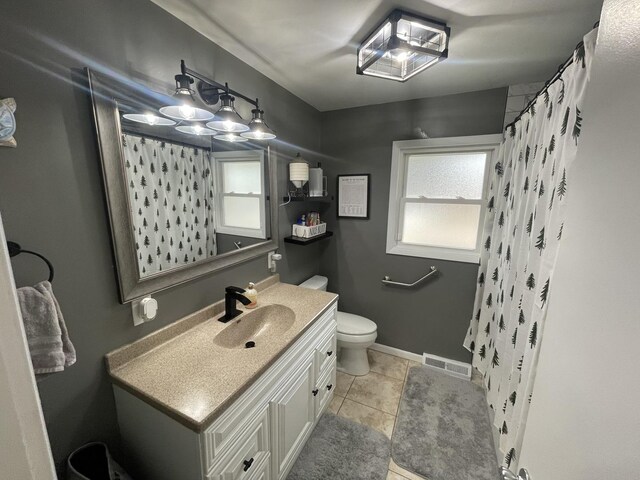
left=464, top=28, right=597, bottom=470
left=122, top=133, right=216, bottom=277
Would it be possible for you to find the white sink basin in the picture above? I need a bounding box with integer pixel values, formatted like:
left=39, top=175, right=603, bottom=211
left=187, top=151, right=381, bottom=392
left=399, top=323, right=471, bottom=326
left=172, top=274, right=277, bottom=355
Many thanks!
left=213, top=304, right=296, bottom=349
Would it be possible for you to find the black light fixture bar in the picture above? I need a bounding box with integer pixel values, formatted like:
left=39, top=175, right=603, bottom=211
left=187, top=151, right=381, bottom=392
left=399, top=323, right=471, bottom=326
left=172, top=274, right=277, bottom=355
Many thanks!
left=180, top=60, right=259, bottom=108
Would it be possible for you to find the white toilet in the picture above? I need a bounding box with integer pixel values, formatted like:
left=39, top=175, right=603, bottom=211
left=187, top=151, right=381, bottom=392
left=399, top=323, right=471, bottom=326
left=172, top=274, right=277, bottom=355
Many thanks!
left=299, top=275, right=377, bottom=376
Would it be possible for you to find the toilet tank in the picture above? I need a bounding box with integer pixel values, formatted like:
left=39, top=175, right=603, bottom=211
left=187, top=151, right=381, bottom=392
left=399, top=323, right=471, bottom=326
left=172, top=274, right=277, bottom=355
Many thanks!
left=299, top=275, right=328, bottom=291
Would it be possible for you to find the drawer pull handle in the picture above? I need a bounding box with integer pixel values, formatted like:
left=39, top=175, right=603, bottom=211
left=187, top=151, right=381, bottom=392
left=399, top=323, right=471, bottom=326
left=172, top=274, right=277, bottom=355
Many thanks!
left=243, top=457, right=254, bottom=472
left=326, top=350, right=333, bottom=357
left=312, top=388, right=319, bottom=396
left=326, top=384, right=333, bottom=391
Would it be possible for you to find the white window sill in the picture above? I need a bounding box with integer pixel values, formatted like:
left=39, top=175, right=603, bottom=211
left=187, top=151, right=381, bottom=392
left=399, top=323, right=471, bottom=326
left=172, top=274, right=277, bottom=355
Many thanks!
left=386, top=243, right=480, bottom=264
left=216, top=226, right=266, bottom=239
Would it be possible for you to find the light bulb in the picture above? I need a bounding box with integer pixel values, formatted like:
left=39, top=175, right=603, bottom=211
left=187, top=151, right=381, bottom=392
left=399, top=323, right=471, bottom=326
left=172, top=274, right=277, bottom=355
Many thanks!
left=393, top=49, right=409, bottom=61
left=144, top=114, right=157, bottom=125
left=179, top=104, right=195, bottom=120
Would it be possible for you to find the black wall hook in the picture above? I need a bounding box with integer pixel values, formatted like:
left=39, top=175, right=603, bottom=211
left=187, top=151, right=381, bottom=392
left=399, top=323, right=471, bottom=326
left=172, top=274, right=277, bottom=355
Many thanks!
left=7, top=241, right=55, bottom=282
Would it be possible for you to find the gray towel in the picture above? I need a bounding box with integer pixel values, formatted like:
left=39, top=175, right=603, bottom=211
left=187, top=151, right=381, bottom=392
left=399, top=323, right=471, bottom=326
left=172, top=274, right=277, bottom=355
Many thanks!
left=17, top=281, right=76, bottom=376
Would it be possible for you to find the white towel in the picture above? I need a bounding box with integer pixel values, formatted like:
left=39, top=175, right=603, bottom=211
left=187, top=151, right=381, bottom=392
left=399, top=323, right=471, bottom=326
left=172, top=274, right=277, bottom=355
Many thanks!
left=16, top=280, right=76, bottom=376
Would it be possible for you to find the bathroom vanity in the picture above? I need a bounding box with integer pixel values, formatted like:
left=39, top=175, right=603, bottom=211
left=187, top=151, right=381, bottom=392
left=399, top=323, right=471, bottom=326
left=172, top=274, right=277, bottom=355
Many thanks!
left=105, top=278, right=338, bottom=480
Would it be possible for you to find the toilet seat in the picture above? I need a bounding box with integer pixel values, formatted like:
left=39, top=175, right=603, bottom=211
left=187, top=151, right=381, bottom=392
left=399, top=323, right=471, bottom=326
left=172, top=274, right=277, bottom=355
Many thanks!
left=337, top=312, right=377, bottom=344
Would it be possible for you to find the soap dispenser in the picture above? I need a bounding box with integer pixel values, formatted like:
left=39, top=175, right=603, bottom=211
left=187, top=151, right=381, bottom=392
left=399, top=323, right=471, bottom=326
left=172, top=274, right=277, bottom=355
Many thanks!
left=245, top=282, right=258, bottom=309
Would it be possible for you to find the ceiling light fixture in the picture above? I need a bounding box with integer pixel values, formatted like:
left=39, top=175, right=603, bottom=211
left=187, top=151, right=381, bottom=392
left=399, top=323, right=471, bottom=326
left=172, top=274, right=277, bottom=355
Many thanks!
left=159, top=74, right=214, bottom=121
left=356, top=9, right=450, bottom=82
left=241, top=107, right=276, bottom=140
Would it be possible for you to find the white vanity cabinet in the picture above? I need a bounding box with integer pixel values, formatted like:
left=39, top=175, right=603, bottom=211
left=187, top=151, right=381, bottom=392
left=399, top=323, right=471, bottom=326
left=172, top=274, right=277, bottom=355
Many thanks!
left=113, top=302, right=337, bottom=480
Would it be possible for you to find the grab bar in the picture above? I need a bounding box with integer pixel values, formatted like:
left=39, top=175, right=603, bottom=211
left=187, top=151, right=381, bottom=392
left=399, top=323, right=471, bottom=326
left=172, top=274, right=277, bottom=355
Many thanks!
left=381, top=266, right=437, bottom=287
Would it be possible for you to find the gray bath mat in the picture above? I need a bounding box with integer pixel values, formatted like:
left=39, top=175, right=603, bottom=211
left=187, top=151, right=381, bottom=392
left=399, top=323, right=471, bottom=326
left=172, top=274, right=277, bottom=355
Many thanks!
left=392, top=366, right=498, bottom=480
left=287, top=413, right=390, bottom=480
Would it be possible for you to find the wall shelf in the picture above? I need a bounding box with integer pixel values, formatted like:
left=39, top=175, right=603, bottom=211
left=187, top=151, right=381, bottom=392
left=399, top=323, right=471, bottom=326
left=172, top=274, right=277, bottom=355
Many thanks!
left=283, top=231, right=333, bottom=245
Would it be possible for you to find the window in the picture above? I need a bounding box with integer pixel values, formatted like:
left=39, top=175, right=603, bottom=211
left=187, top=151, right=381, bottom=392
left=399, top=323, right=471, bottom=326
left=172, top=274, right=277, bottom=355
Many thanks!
left=213, top=149, right=266, bottom=239
left=386, top=135, right=502, bottom=263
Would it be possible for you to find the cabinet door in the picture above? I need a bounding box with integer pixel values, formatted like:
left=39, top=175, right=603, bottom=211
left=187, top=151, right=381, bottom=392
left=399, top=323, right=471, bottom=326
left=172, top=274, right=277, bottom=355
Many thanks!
left=270, top=354, right=315, bottom=479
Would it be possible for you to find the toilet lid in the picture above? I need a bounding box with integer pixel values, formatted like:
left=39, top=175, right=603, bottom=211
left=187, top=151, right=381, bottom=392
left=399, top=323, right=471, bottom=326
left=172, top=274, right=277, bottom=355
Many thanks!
left=337, top=312, right=377, bottom=335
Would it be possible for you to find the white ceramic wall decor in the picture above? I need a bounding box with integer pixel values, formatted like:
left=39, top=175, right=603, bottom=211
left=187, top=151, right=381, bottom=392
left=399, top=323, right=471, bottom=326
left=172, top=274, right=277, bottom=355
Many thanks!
left=0, top=97, right=17, bottom=148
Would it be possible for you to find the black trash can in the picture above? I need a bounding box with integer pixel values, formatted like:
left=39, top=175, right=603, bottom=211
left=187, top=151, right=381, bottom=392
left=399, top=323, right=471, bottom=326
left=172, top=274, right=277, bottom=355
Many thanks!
left=66, top=442, right=133, bottom=480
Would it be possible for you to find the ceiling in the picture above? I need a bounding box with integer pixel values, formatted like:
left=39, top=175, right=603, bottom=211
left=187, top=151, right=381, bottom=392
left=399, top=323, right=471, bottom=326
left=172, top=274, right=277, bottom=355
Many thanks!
left=150, top=0, right=603, bottom=112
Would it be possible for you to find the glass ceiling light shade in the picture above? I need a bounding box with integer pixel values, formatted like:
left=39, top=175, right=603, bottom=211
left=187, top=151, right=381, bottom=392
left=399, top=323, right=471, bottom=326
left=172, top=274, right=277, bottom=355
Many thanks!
left=241, top=109, right=276, bottom=140
left=175, top=124, right=217, bottom=136
left=356, top=9, right=450, bottom=82
left=213, top=132, right=248, bottom=143
left=122, top=113, right=176, bottom=126
left=206, top=94, right=249, bottom=133
left=159, top=74, right=214, bottom=122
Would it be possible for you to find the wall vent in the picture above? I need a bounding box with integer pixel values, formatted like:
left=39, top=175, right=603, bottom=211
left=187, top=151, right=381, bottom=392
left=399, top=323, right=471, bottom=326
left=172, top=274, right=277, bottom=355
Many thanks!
left=422, top=353, right=472, bottom=380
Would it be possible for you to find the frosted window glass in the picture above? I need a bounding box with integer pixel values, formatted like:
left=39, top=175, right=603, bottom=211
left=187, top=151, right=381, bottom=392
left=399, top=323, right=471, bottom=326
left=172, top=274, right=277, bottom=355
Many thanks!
left=222, top=161, right=261, bottom=194
left=406, top=152, right=486, bottom=199
left=222, top=196, right=261, bottom=229
left=401, top=203, right=481, bottom=250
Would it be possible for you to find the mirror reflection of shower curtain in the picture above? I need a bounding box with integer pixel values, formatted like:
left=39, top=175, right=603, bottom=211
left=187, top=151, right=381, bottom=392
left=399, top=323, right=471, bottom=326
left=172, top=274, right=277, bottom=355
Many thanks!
left=463, top=28, right=597, bottom=472
left=121, top=133, right=216, bottom=277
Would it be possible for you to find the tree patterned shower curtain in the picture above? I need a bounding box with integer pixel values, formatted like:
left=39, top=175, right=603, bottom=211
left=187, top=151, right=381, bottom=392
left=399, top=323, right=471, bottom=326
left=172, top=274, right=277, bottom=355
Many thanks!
left=464, top=28, right=597, bottom=471
left=122, top=133, right=216, bottom=277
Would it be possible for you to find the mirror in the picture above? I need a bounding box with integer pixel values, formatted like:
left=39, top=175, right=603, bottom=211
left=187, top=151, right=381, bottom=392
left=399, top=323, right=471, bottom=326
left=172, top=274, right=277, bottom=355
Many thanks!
left=87, top=69, right=278, bottom=303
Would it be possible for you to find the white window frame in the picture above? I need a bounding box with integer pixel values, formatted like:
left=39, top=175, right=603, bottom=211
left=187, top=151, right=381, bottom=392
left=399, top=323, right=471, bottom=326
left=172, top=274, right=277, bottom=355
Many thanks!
left=386, top=134, right=502, bottom=264
left=213, top=149, right=267, bottom=239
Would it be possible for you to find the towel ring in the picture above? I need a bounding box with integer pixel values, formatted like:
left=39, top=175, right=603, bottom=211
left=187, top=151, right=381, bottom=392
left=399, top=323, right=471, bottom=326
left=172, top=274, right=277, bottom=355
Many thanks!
left=7, top=241, right=55, bottom=282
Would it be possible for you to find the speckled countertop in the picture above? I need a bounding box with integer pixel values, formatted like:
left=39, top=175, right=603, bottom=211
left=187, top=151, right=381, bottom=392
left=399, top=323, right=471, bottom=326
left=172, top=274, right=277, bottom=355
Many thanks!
left=105, top=277, right=338, bottom=432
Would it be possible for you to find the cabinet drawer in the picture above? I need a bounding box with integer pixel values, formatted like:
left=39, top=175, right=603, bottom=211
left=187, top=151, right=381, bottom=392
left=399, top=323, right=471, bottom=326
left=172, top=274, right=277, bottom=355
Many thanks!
left=207, top=453, right=270, bottom=480
left=314, top=359, right=337, bottom=418
left=315, top=331, right=337, bottom=381
left=207, top=405, right=270, bottom=480
left=245, top=453, right=271, bottom=480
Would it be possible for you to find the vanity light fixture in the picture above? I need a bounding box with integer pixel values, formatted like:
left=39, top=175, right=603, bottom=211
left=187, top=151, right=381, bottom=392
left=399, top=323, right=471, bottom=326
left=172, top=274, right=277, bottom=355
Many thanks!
left=241, top=107, right=276, bottom=140
left=206, top=94, right=249, bottom=133
left=156, top=60, right=277, bottom=141
left=175, top=124, right=217, bottom=136
left=122, top=113, right=176, bottom=126
left=159, top=74, right=215, bottom=122
left=356, top=9, right=450, bottom=82
left=213, top=132, right=248, bottom=143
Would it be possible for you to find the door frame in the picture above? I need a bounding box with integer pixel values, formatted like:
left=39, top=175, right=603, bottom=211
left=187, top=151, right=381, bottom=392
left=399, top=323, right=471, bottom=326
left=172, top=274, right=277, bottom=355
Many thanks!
left=0, top=212, right=57, bottom=479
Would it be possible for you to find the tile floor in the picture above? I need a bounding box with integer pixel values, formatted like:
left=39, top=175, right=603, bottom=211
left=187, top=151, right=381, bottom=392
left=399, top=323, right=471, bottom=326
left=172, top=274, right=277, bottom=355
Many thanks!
left=327, top=349, right=426, bottom=480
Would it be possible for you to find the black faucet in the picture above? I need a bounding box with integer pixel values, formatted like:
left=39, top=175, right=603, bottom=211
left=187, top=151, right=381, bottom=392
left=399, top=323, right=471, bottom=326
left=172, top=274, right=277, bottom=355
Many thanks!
left=221, top=286, right=252, bottom=322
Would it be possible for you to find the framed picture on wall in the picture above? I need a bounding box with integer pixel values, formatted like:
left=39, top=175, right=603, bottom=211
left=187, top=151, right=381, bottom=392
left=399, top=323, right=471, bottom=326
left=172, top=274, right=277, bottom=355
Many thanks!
left=337, top=174, right=370, bottom=219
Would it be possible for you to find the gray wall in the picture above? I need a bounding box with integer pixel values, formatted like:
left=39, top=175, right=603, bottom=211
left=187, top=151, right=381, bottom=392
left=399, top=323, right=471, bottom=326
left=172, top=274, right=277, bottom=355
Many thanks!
left=320, top=89, right=507, bottom=362
left=0, top=0, right=324, bottom=471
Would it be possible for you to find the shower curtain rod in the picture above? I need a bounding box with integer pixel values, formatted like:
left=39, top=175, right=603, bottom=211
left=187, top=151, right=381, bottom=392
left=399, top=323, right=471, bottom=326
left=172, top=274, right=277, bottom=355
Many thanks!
left=504, top=21, right=599, bottom=132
